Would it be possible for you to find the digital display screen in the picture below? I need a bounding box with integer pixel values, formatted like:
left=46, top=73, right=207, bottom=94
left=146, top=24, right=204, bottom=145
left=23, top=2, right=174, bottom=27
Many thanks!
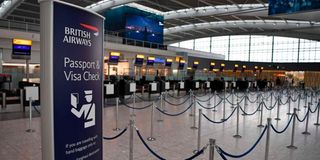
left=165, top=61, right=172, bottom=67
left=146, top=60, right=154, bottom=66
left=154, top=57, right=165, bottom=64
left=193, top=64, right=198, bottom=69
left=178, top=63, right=184, bottom=69
left=135, top=58, right=144, bottom=66
left=125, top=15, right=163, bottom=44
left=269, top=0, right=320, bottom=15
left=109, top=55, right=119, bottom=64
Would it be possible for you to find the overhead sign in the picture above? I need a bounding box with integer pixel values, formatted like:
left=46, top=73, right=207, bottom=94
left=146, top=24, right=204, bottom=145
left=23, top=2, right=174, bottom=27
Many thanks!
left=40, top=1, right=104, bottom=159
left=12, top=38, right=32, bottom=59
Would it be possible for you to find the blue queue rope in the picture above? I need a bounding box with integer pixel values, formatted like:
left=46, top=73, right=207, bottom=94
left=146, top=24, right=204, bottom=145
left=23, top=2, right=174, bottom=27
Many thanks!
left=217, top=125, right=267, bottom=159
left=195, top=94, right=214, bottom=102
left=246, top=96, right=259, bottom=103
left=164, top=96, right=190, bottom=106
left=271, top=115, right=294, bottom=134
left=135, top=128, right=206, bottom=160
left=296, top=109, right=310, bottom=123
left=239, top=103, right=261, bottom=116
left=103, top=127, right=128, bottom=140
left=262, top=100, right=278, bottom=111
left=167, top=93, right=189, bottom=99
left=156, top=103, right=193, bottom=116
left=136, top=128, right=166, bottom=160
left=122, top=102, right=153, bottom=110
left=32, top=105, right=41, bottom=114
left=196, top=99, right=223, bottom=110
left=202, top=107, right=237, bottom=124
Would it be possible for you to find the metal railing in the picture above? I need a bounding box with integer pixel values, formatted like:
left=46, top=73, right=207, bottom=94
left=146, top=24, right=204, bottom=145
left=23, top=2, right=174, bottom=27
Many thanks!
left=0, top=19, right=168, bottom=50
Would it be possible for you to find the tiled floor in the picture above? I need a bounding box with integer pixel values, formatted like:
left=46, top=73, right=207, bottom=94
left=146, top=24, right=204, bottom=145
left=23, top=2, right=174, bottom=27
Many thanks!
left=0, top=89, right=320, bottom=160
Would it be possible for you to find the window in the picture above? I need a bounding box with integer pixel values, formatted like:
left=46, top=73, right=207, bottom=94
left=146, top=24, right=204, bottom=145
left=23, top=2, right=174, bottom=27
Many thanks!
left=299, top=39, right=320, bottom=62
left=250, top=35, right=273, bottom=62
left=194, top=37, right=211, bottom=52
left=273, top=37, right=299, bottom=62
left=211, top=36, right=229, bottom=59
left=179, top=40, right=194, bottom=50
left=229, top=35, right=250, bottom=61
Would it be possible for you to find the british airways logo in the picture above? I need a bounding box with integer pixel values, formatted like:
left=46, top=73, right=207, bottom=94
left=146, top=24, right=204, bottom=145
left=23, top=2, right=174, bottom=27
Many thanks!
left=62, top=23, right=99, bottom=47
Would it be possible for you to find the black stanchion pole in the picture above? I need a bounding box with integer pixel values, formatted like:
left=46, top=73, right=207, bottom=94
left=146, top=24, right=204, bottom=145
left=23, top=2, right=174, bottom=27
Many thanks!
left=231, top=89, right=235, bottom=108
left=233, top=100, right=241, bottom=138
left=275, top=96, right=281, bottom=121
left=189, top=90, right=194, bottom=117
left=129, top=119, right=134, bottom=160
left=287, top=108, right=298, bottom=149
left=314, top=100, right=320, bottom=126
left=287, top=96, right=292, bottom=115
left=265, top=118, right=272, bottom=160
left=222, top=88, right=226, bottom=121
left=297, top=94, right=301, bottom=111
left=209, top=139, right=215, bottom=160
left=212, top=91, right=217, bottom=112
left=258, top=102, right=264, bottom=128
left=191, top=98, right=198, bottom=130
left=302, top=104, right=311, bottom=135
left=158, top=93, right=163, bottom=122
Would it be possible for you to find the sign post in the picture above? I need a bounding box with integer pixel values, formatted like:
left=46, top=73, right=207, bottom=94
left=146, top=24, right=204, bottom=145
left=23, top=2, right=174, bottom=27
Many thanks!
left=40, top=0, right=104, bottom=159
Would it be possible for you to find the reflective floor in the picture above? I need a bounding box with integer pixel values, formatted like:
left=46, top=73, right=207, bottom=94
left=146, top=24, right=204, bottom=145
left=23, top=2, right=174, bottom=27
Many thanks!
left=0, top=89, right=320, bottom=160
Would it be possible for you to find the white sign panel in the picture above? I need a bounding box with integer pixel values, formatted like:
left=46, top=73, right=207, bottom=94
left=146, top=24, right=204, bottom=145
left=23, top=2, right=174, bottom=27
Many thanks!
left=254, top=81, right=257, bottom=87
left=165, top=82, right=170, bottom=90
left=232, top=82, right=236, bottom=87
left=225, top=82, right=228, bottom=88
left=195, top=82, right=199, bottom=89
left=180, top=82, right=184, bottom=89
left=24, top=86, right=39, bottom=101
left=105, top=84, right=114, bottom=95
left=130, top=83, right=136, bottom=92
left=150, top=83, right=157, bottom=91
left=206, top=81, right=210, bottom=88
left=248, top=82, right=251, bottom=88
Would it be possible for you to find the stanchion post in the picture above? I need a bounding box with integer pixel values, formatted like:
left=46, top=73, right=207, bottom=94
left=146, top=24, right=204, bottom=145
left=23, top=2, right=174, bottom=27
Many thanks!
left=147, top=102, right=156, bottom=141
left=233, top=100, right=241, bottom=138
left=265, top=118, right=272, bottom=160
left=314, top=99, right=320, bottom=126
left=191, top=97, right=198, bottom=129
left=189, top=90, right=194, bottom=117
left=297, top=94, right=301, bottom=111
left=304, top=93, right=308, bottom=108
left=26, top=97, right=34, bottom=133
left=212, top=91, right=217, bottom=112
left=258, top=102, right=264, bottom=127
left=132, top=92, right=136, bottom=117
left=287, top=108, right=298, bottom=149
left=158, top=93, right=164, bottom=122
left=275, top=96, right=281, bottom=121
left=209, top=139, right=215, bottom=160
left=207, top=91, right=211, bottom=106
left=129, top=119, right=134, bottom=160
left=287, top=96, right=292, bottom=115
left=231, top=89, right=234, bottom=108
left=2, top=92, right=6, bottom=109
left=302, top=104, right=311, bottom=135
left=194, top=109, right=202, bottom=153
left=222, top=89, right=226, bottom=121
left=113, top=97, right=121, bottom=131
left=270, top=91, right=273, bottom=108
left=20, top=89, right=24, bottom=112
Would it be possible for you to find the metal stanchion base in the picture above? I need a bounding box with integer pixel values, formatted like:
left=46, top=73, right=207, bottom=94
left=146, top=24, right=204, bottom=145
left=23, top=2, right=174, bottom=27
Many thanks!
left=314, top=123, right=320, bottom=126
left=257, top=124, right=264, bottom=128
left=212, top=109, right=217, bottom=112
left=147, top=137, right=156, bottom=141
left=233, top=134, right=242, bottom=138
left=302, top=131, right=311, bottom=135
left=275, top=118, right=281, bottom=121
left=190, top=126, right=198, bottom=130
left=286, top=145, right=297, bottom=149
left=26, top=129, right=35, bottom=133
left=113, top=128, right=121, bottom=131
left=157, top=119, right=164, bottom=122
left=287, top=113, right=292, bottom=115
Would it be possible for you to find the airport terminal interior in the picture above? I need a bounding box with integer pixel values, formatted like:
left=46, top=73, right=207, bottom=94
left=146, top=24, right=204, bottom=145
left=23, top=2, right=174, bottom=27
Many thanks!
left=1, top=0, right=320, bottom=160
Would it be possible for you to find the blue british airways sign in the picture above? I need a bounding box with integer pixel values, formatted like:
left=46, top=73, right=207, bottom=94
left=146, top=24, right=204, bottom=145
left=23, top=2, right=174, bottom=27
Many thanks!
left=53, top=1, right=103, bottom=159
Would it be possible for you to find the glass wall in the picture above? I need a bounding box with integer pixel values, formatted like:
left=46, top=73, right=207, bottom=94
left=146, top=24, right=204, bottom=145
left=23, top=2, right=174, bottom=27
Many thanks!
left=170, top=35, right=320, bottom=63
